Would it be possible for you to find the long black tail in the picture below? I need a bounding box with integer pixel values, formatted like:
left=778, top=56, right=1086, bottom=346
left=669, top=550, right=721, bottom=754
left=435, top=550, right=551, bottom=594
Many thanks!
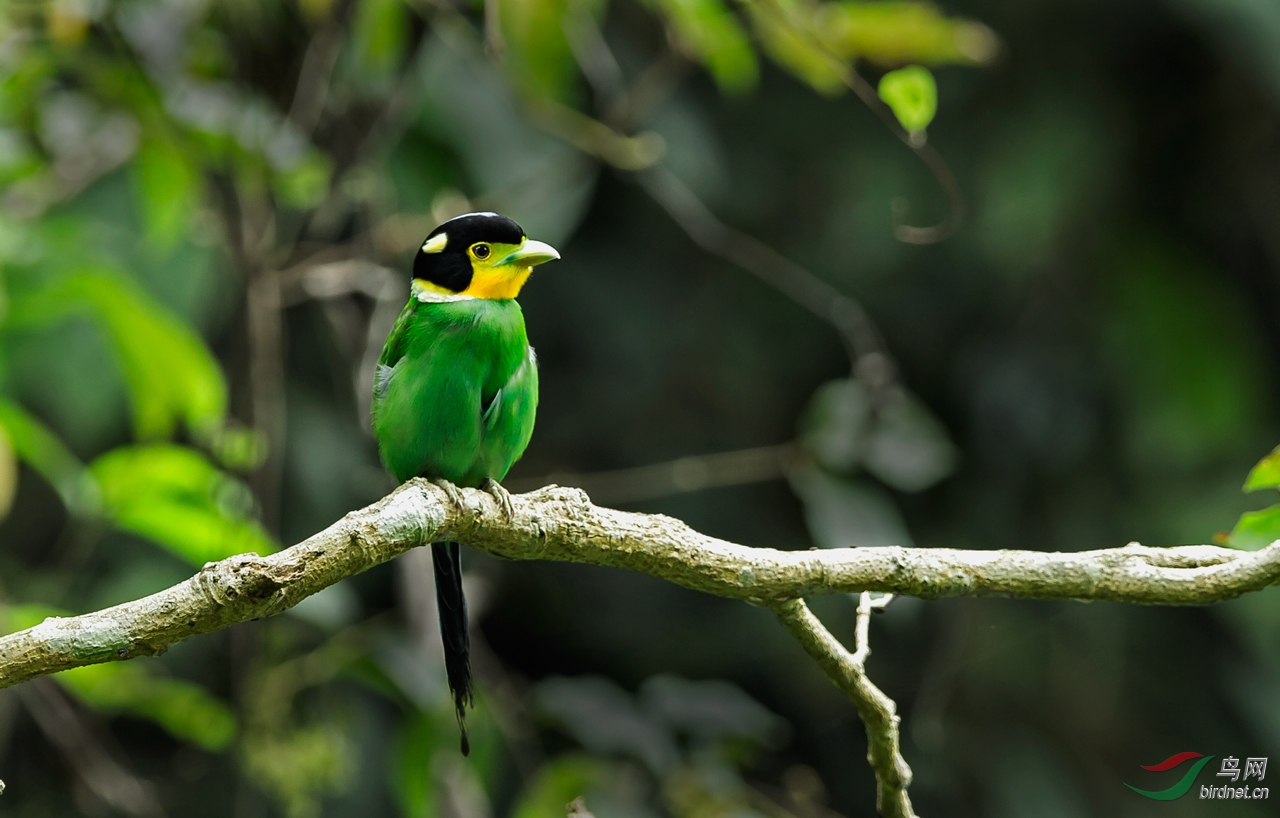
left=431, top=541, right=473, bottom=755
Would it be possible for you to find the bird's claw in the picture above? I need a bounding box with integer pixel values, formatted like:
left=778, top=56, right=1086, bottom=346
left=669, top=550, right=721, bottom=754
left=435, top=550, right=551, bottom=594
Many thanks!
left=482, top=478, right=515, bottom=523
left=432, top=479, right=466, bottom=512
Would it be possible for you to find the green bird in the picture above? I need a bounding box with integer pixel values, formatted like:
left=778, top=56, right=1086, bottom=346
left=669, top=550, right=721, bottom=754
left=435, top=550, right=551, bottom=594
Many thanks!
left=372, top=212, right=559, bottom=754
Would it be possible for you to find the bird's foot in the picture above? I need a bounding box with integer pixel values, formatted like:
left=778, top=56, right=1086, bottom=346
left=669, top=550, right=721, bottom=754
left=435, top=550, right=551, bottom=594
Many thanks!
left=431, top=479, right=466, bottom=512
left=482, top=478, right=515, bottom=523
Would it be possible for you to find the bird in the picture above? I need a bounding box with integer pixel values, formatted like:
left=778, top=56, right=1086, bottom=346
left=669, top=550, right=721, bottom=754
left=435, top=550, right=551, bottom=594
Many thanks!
left=371, top=212, right=559, bottom=755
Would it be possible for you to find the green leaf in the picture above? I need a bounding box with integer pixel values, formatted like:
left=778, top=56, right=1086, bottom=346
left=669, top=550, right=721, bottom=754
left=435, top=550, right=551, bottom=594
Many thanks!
left=91, top=444, right=275, bottom=565
left=878, top=65, right=937, bottom=133
left=747, top=1, right=847, bottom=95
left=0, top=398, right=94, bottom=511
left=4, top=604, right=237, bottom=751
left=132, top=139, right=201, bottom=252
left=60, top=662, right=238, bottom=750
left=1244, top=444, right=1280, bottom=492
left=646, top=0, right=758, bottom=94
left=9, top=271, right=227, bottom=441
left=1227, top=504, right=1280, bottom=551
left=816, top=2, right=999, bottom=66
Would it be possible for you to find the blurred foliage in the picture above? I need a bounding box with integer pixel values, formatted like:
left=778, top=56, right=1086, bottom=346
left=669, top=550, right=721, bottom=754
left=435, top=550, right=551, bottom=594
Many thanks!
left=876, top=65, right=936, bottom=134
left=0, top=0, right=1279, bottom=816
left=5, top=604, right=237, bottom=751
left=1225, top=445, right=1280, bottom=550
left=91, top=444, right=274, bottom=564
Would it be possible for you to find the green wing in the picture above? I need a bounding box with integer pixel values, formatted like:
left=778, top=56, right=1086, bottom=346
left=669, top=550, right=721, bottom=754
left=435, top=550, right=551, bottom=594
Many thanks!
left=378, top=299, right=416, bottom=369
left=478, top=346, right=538, bottom=482
left=373, top=299, right=415, bottom=407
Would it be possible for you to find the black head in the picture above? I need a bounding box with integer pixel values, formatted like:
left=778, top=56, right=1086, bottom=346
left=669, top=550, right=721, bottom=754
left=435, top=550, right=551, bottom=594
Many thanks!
left=412, top=212, right=526, bottom=293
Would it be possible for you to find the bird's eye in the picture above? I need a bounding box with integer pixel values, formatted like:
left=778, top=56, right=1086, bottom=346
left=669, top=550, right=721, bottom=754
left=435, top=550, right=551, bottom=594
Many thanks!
left=471, top=243, right=491, bottom=260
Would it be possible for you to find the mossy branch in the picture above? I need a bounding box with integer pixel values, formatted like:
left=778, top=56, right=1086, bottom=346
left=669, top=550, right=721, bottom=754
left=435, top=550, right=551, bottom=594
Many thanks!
left=2, top=479, right=1277, bottom=818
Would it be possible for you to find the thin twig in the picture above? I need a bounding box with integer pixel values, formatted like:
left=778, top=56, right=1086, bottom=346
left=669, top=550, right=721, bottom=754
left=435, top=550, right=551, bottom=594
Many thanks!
left=483, top=0, right=506, bottom=59
left=247, top=272, right=287, bottom=534
left=287, top=22, right=345, bottom=136
left=20, top=679, right=165, bottom=818
left=771, top=597, right=915, bottom=818
left=562, top=0, right=626, bottom=111
left=505, top=442, right=799, bottom=504
left=752, top=0, right=964, bottom=244
left=549, top=10, right=898, bottom=390
left=277, top=259, right=406, bottom=427
left=638, top=166, right=895, bottom=388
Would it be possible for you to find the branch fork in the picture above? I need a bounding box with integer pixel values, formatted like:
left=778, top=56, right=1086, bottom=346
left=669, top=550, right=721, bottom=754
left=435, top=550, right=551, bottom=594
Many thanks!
left=1, top=480, right=1276, bottom=817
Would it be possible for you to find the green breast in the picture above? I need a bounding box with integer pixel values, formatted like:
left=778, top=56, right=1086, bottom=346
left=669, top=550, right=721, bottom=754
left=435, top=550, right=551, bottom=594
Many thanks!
left=372, top=297, right=539, bottom=486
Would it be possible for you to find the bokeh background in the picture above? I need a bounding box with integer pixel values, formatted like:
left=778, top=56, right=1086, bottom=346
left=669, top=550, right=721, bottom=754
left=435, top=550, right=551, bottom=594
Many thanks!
left=3, top=0, right=1280, bottom=815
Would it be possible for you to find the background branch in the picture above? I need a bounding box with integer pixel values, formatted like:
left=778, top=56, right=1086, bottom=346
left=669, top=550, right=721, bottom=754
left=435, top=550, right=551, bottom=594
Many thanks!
left=638, top=167, right=896, bottom=388
left=20, top=679, right=164, bottom=817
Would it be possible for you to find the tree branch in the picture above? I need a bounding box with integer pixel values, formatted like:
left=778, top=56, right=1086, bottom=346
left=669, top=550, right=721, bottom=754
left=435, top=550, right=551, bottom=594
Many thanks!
left=772, top=595, right=913, bottom=818
left=2, top=480, right=1278, bottom=816
left=2, top=479, right=1277, bottom=691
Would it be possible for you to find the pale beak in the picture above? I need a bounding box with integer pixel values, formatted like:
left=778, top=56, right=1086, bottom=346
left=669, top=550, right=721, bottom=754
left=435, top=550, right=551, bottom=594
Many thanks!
left=500, top=239, right=560, bottom=267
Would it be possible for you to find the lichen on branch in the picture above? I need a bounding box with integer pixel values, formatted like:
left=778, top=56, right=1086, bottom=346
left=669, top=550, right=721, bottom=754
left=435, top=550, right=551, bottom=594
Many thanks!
left=1, top=478, right=1275, bottom=690
left=1, top=478, right=1276, bottom=818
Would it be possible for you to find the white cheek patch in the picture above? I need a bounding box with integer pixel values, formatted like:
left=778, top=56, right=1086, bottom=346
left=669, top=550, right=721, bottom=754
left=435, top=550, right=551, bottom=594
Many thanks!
left=421, top=233, right=448, bottom=254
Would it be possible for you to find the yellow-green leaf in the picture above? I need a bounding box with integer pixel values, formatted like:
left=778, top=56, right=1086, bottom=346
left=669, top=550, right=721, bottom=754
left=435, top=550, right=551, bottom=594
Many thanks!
left=91, top=444, right=275, bottom=565
left=1228, top=504, right=1280, bottom=551
left=62, top=662, right=237, bottom=750
left=878, top=65, right=936, bottom=133
left=816, top=1, right=999, bottom=66
left=1244, top=444, right=1280, bottom=492
left=10, top=271, right=227, bottom=441
left=0, top=398, right=93, bottom=511
left=647, top=0, right=758, bottom=94
left=747, top=1, right=846, bottom=95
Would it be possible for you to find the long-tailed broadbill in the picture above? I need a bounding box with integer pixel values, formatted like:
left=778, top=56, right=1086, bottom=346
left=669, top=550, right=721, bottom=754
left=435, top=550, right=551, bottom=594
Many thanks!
left=372, top=212, right=559, bottom=754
